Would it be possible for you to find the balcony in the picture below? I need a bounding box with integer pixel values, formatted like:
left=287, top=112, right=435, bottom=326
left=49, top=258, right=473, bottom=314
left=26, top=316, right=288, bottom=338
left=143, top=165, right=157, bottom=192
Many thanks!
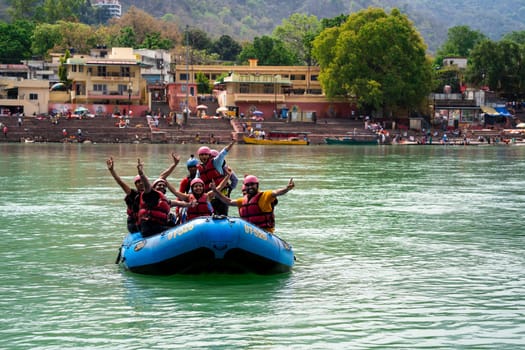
left=85, top=91, right=140, bottom=100
left=233, top=93, right=286, bottom=103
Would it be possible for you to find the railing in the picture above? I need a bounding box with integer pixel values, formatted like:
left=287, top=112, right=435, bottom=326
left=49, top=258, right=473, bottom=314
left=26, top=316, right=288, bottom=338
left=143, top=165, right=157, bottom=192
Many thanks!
left=233, top=93, right=286, bottom=103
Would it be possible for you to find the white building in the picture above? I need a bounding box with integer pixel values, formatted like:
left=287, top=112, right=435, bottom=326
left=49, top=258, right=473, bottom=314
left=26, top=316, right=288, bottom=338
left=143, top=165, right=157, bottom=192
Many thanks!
left=92, top=0, right=122, bottom=20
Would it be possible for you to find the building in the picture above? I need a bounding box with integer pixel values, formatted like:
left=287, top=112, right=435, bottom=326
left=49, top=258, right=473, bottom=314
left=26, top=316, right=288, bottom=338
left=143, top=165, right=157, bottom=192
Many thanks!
left=134, top=49, right=172, bottom=105
left=0, top=78, right=50, bottom=116
left=442, top=57, right=468, bottom=69
left=61, top=47, right=150, bottom=117
left=170, top=58, right=356, bottom=120
left=0, top=64, right=30, bottom=80
left=92, top=0, right=122, bottom=22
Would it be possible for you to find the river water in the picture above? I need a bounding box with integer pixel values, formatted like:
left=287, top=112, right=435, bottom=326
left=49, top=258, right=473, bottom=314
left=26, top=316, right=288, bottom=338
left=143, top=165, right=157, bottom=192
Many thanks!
left=0, top=143, right=524, bottom=349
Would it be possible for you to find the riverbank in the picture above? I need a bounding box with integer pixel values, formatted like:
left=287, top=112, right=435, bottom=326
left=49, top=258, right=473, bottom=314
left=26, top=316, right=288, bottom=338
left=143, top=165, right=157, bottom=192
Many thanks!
left=1, top=115, right=523, bottom=145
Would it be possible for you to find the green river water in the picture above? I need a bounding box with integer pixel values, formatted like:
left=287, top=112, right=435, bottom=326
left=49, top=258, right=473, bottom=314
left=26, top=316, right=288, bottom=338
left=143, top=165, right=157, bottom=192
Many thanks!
left=0, top=143, right=524, bottom=349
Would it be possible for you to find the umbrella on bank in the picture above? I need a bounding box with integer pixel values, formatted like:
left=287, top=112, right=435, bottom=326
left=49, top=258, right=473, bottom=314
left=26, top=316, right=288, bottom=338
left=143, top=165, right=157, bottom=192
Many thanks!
left=216, top=106, right=228, bottom=113
left=74, top=106, right=89, bottom=114
left=516, top=122, right=525, bottom=128
left=197, top=105, right=208, bottom=110
left=50, top=83, right=67, bottom=91
left=252, top=110, right=263, bottom=116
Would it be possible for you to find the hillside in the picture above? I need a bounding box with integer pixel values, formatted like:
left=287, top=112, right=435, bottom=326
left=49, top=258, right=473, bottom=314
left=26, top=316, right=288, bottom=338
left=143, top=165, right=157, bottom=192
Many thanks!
left=1, top=0, right=524, bottom=53
left=118, top=0, right=525, bottom=52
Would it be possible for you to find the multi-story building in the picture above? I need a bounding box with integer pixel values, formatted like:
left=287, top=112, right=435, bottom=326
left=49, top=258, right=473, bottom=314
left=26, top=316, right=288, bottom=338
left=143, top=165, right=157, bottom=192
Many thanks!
left=61, top=47, right=149, bottom=117
left=170, top=58, right=356, bottom=120
left=92, top=0, right=122, bottom=22
left=0, top=78, right=50, bottom=116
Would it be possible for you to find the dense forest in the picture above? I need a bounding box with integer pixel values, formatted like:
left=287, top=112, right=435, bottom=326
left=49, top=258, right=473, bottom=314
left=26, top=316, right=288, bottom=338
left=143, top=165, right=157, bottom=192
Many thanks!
left=1, top=0, right=524, bottom=52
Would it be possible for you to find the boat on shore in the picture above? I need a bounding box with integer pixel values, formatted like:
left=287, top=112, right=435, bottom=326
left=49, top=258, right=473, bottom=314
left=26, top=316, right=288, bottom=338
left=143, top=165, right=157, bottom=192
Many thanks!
left=243, top=131, right=310, bottom=145
left=117, top=215, right=295, bottom=275
left=324, top=136, right=378, bottom=145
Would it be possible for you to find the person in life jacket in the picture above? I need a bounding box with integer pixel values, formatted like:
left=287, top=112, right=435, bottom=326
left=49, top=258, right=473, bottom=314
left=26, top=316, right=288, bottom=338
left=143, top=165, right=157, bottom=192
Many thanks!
left=106, top=153, right=181, bottom=233
left=179, top=155, right=199, bottom=194
left=136, top=159, right=193, bottom=237
left=208, top=148, right=238, bottom=216
left=166, top=170, right=232, bottom=223
left=210, top=175, right=294, bottom=233
left=196, top=141, right=235, bottom=193
left=184, top=178, right=213, bottom=221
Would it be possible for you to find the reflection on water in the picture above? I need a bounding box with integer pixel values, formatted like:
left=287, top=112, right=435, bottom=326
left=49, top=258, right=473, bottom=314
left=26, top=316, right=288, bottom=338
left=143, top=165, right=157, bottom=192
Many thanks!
left=1, top=143, right=524, bottom=348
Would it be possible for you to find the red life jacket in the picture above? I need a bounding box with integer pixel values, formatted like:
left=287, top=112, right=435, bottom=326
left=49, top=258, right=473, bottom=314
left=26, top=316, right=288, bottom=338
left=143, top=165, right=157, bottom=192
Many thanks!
left=138, top=190, right=170, bottom=225
left=239, top=192, right=275, bottom=230
left=198, top=160, right=224, bottom=191
left=186, top=193, right=213, bottom=220
left=179, top=176, right=190, bottom=194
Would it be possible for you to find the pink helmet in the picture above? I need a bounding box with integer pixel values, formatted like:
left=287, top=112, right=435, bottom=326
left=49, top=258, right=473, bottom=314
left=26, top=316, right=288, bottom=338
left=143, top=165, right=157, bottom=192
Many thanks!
left=134, top=175, right=142, bottom=183
left=197, top=146, right=211, bottom=155
left=152, top=178, right=167, bottom=188
left=243, top=175, right=259, bottom=185
left=210, top=149, right=219, bottom=157
left=190, top=178, right=204, bottom=187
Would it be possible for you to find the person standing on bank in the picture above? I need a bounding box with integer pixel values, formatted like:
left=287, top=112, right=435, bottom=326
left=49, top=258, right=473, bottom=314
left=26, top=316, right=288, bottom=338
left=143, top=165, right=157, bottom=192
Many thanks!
left=210, top=175, right=295, bottom=233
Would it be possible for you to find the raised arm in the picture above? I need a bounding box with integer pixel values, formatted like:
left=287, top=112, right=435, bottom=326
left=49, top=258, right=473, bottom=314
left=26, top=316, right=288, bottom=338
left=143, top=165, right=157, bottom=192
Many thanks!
left=137, top=158, right=152, bottom=193
left=272, top=178, right=295, bottom=197
left=166, top=180, right=190, bottom=201
left=159, top=152, right=180, bottom=179
left=106, top=157, right=132, bottom=195
left=210, top=181, right=237, bottom=206
left=215, top=168, right=232, bottom=192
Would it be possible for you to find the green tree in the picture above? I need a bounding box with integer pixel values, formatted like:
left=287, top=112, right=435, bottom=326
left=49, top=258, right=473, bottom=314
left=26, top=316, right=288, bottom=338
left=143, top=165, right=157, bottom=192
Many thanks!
left=38, top=0, right=85, bottom=23
left=31, top=22, right=63, bottom=58
left=312, top=7, right=433, bottom=116
left=212, top=35, right=242, bottom=61
left=238, top=35, right=299, bottom=66
left=7, top=0, right=40, bottom=20
left=0, top=20, right=35, bottom=63
left=467, top=39, right=525, bottom=96
left=58, top=49, right=71, bottom=86
left=501, top=30, right=525, bottom=45
left=320, top=14, right=349, bottom=29
left=434, top=26, right=487, bottom=67
left=117, top=26, right=137, bottom=48
left=186, top=27, right=212, bottom=51
left=272, top=13, right=321, bottom=65
left=196, top=71, right=211, bottom=94
left=140, top=32, right=173, bottom=50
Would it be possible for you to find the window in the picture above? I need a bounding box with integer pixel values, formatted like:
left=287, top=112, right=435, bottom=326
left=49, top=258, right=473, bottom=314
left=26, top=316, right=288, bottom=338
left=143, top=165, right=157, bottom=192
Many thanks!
left=120, top=67, right=130, bottom=77
left=93, top=84, right=107, bottom=94
left=263, top=84, right=274, bottom=94
left=311, top=75, right=318, bottom=81
left=239, top=83, right=249, bottom=93
left=97, top=66, right=107, bottom=76
left=290, top=74, right=305, bottom=81
left=29, top=93, right=38, bottom=100
left=180, top=73, right=189, bottom=81
left=461, top=109, right=476, bottom=123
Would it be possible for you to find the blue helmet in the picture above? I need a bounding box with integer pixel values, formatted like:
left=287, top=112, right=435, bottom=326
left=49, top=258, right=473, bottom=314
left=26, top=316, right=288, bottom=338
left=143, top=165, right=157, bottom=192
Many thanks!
left=186, top=157, right=199, bottom=168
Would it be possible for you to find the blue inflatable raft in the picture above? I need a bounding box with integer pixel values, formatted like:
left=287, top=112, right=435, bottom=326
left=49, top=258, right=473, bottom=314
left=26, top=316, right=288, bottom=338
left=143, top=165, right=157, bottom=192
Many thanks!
left=117, top=215, right=295, bottom=275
